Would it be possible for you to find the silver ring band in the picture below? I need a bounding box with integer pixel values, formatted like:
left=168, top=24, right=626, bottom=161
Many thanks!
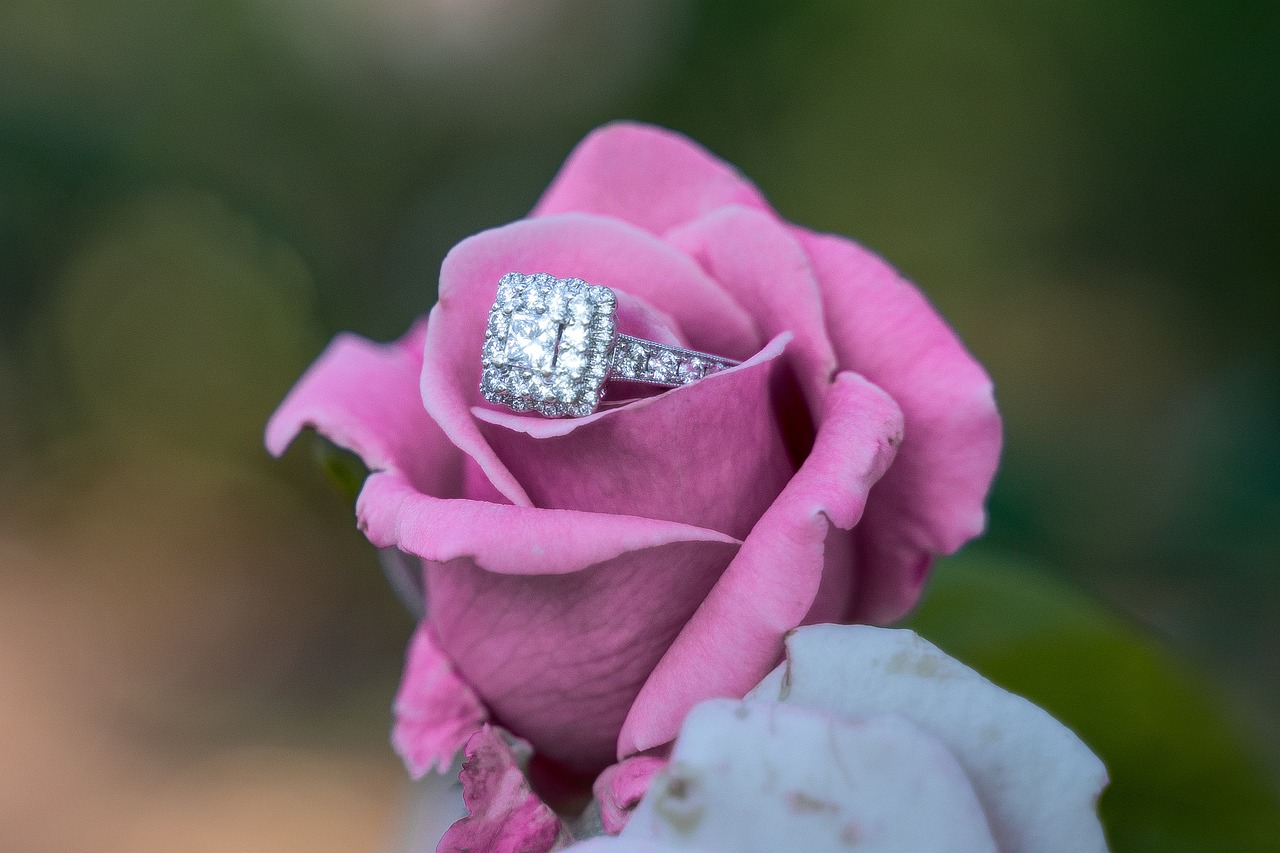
left=609, top=334, right=739, bottom=387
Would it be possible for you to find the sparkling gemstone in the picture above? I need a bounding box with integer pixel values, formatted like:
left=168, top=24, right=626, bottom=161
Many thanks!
left=483, top=273, right=621, bottom=417
left=504, top=312, right=558, bottom=371
left=552, top=377, right=577, bottom=403
left=508, top=371, right=532, bottom=393
left=620, top=345, right=647, bottom=378
left=546, top=292, right=567, bottom=320
left=568, top=298, right=592, bottom=324
left=496, top=279, right=522, bottom=312
left=559, top=324, right=588, bottom=351
left=557, top=350, right=585, bottom=374
left=655, top=351, right=680, bottom=380
left=679, top=358, right=706, bottom=382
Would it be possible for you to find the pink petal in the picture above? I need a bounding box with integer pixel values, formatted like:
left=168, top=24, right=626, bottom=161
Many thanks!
left=438, top=726, right=572, bottom=853
left=472, top=336, right=795, bottom=540
left=264, top=318, right=462, bottom=498
left=357, top=469, right=741, bottom=773
left=666, top=206, right=838, bottom=415
left=422, top=214, right=761, bottom=507
left=593, top=756, right=668, bottom=835
left=425, top=541, right=740, bottom=776
left=797, top=229, right=1003, bottom=623
left=392, top=622, right=489, bottom=777
left=532, top=122, right=770, bottom=235
left=618, top=373, right=904, bottom=756
left=356, top=471, right=738, bottom=576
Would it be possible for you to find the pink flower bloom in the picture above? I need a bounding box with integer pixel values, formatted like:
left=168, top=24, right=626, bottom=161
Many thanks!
left=266, top=123, right=1001, bottom=789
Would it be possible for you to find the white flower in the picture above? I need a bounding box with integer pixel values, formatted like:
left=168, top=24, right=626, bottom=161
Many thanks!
left=565, top=625, right=1109, bottom=853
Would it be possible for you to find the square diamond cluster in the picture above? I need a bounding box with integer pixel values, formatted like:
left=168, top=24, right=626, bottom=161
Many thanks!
left=480, top=272, right=618, bottom=417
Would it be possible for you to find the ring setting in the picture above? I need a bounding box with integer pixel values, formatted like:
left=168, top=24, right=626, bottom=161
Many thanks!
left=480, top=272, right=739, bottom=417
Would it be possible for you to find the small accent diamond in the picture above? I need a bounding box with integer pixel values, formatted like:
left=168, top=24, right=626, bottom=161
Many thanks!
left=546, top=291, right=567, bottom=321
left=654, top=351, right=680, bottom=382
left=568, top=297, right=592, bottom=324
left=524, top=287, right=547, bottom=312
left=679, top=358, right=706, bottom=382
left=556, top=350, right=585, bottom=374
left=496, top=276, right=522, bottom=312
left=559, top=324, right=588, bottom=350
left=552, top=377, right=576, bottom=403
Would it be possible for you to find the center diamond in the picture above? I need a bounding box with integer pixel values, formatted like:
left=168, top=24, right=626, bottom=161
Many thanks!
left=504, top=311, right=558, bottom=372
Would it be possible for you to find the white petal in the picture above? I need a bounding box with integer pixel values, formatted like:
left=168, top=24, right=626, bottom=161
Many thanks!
left=618, top=699, right=998, bottom=853
left=749, top=625, right=1109, bottom=853
left=560, top=839, right=684, bottom=853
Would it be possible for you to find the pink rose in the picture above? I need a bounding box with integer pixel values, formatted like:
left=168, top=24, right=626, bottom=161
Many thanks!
left=266, top=122, right=1001, bottom=786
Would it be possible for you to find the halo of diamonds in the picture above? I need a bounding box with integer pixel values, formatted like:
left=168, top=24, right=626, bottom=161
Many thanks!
left=481, top=272, right=618, bottom=417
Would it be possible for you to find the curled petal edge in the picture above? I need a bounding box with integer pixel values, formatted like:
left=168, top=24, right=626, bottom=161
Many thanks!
left=264, top=318, right=462, bottom=498
left=356, top=470, right=741, bottom=577
left=796, top=229, right=1002, bottom=623
left=593, top=756, right=669, bottom=836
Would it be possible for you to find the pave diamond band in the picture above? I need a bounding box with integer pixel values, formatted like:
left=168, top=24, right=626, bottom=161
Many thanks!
left=480, top=272, right=740, bottom=417
left=609, top=334, right=738, bottom=387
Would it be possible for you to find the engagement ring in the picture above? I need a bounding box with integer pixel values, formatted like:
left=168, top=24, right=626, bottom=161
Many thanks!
left=480, top=272, right=740, bottom=417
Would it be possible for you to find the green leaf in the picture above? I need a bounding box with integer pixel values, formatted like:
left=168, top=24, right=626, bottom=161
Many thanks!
left=309, top=431, right=369, bottom=503
left=905, top=548, right=1280, bottom=853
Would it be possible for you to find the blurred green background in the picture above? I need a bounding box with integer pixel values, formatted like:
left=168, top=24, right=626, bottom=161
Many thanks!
left=0, top=1, right=1276, bottom=850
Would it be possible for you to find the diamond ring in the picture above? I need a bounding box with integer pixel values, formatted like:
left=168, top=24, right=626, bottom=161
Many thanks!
left=480, top=272, right=741, bottom=417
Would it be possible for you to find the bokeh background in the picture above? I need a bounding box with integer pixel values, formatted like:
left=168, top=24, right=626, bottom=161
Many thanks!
left=1, top=1, right=1277, bottom=851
